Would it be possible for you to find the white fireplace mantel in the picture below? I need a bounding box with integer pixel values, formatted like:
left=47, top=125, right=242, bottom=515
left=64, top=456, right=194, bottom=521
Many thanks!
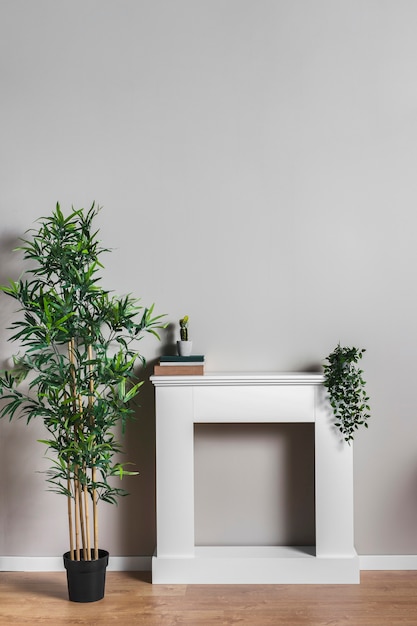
left=151, top=373, right=360, bottom=584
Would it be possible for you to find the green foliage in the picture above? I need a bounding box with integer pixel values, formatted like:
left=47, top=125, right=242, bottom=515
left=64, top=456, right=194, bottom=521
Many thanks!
left=323, top=344, right=370, bottom=444
left=0, top=202, right=165, bottom=508
left=179, top=315, right=189, bottom=342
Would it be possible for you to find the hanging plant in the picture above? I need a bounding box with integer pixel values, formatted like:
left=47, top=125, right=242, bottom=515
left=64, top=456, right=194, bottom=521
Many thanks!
left=323, top=344, right=370, bottom=444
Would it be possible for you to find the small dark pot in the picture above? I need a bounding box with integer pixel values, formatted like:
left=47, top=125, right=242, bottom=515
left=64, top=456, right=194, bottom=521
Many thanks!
left=63, top=549, right=109, bottom=603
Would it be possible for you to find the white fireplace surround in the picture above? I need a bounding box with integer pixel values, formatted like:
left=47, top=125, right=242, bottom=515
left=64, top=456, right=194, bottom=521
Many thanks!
left=151, top=373, right=360, bottom=584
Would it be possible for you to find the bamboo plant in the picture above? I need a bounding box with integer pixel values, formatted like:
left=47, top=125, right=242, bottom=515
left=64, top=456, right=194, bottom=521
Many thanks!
left=0, top=203, right=165, bottom=561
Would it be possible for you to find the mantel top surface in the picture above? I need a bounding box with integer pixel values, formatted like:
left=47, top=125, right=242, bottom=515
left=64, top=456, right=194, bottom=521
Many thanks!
left=150, top=372, right=325, bottom=387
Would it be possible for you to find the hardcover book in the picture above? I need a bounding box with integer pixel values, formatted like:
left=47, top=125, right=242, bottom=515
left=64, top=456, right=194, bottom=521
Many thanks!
left=153, top=364, right=204, bottom=376
left=159, top=355, right=205, bottom=363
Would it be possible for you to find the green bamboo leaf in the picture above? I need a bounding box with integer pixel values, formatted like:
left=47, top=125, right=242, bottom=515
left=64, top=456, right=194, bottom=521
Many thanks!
left=123, top=381, right=144, bottom=403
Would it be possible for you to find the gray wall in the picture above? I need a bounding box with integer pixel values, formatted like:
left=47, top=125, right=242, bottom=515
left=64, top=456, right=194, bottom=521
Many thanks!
left=1, top=0, right=417, bottom=558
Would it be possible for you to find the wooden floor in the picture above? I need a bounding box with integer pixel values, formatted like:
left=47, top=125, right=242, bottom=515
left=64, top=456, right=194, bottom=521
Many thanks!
left=1, top=570, right=417, bottom=625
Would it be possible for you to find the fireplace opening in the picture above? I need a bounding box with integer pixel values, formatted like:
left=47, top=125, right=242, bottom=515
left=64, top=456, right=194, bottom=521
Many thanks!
left=194, top=422, right=315, bottom=547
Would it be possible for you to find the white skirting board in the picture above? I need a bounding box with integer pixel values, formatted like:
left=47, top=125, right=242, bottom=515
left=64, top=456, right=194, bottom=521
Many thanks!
left=359, top=555, right=417, bottom=570
left=0, top=555, right=152, bottom=572
left=2, top=555, right=417, bottom=573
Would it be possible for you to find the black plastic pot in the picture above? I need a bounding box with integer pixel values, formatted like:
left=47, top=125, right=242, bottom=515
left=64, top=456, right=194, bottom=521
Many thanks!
left=63, top=549, right=109, bottom=603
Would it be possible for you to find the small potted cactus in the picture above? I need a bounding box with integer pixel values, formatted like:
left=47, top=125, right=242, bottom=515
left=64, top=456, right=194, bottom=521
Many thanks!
left=177, top=315, right=192, bottom=356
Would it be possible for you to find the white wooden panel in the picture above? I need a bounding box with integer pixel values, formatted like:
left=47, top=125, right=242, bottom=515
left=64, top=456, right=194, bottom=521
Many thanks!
left=194, top=385, right=315, bottom=422
left=155, top=386, right=195, bottom=557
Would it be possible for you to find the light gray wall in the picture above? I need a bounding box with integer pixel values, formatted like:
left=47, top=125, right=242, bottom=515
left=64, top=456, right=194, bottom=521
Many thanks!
left=1, top=0, right=417, bottom=558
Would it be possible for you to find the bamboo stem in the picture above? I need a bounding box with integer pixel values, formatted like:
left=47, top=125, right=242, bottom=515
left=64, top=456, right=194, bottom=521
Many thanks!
left=74, top=474, right=81, bottom=561
left=64, top=385, right=75, bottom=561
left=77, top=393, right=89, bottom=561
left=83, top=480, right=91, bottom=560
left=87, top=342, right=99, bottom=560
left=93, top=467, right=98, bottom=560
left=68, top=339, right=81, bottom=560
left=77, top=472, right=87, bottom=561
left=67, top=475, right=74, bottom=560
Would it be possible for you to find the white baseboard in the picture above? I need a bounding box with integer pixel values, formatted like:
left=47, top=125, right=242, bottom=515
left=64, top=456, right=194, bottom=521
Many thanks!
left=359, top=555, right=417, bottom=570
left=1, top=554, right=417, bottom=573
left=0, top=555, right=152, bottom=572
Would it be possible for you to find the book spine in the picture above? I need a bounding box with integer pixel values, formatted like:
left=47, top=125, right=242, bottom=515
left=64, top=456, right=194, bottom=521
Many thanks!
left=153, top=365, right=204, bottom=376
left=158, top=361, right=204, bottom=367
left=159, top=355, right=205, bottom=363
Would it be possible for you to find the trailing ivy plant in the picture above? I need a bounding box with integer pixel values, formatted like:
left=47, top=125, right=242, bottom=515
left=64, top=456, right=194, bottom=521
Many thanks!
left=0, top=203, right=165, bottom=561
left=322, top=344, right=370, bottom=444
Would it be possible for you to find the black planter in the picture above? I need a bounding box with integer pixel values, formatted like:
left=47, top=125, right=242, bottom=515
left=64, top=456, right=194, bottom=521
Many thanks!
left=63, top=549, right=109, bottom=603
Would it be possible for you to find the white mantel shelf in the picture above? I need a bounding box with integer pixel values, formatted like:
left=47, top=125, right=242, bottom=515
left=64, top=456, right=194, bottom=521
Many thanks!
left=151, top=372, right=325, bottom=386
left=151, top=372, right=360, bottom=584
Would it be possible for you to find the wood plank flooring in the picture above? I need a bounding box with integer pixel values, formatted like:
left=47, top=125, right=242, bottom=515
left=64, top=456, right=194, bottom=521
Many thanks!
left=1, top=570, right=417, bottom=625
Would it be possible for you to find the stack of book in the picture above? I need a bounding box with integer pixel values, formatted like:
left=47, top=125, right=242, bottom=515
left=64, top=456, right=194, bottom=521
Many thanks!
left=153, top=355, right=205, bottom=376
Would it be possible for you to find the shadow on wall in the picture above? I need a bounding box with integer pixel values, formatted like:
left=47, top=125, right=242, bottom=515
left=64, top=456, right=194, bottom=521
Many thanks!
left=158, top=322, right=177, bottom=356
left=285, top=423, right=315, bottom=546
left=0, top=233, right=24, bottom=361
left=117, top=323, right=181, bottom=556
left=0, top=234, right=23, bottom=276
left=118, top=359, right=159, bottom=556
left=0, top=233, right=43, bottom=555
left=297, top=361, right=323, bottom=373
left=117, top=328, right=174, bottom=557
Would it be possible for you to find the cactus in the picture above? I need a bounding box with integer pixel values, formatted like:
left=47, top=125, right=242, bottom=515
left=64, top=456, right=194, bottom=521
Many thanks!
left=179, top=315, right=189, bottom=341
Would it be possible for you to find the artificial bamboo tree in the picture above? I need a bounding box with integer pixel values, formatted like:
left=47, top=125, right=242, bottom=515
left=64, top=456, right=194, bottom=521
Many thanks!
left=0, top=203, right=164, bottom=562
